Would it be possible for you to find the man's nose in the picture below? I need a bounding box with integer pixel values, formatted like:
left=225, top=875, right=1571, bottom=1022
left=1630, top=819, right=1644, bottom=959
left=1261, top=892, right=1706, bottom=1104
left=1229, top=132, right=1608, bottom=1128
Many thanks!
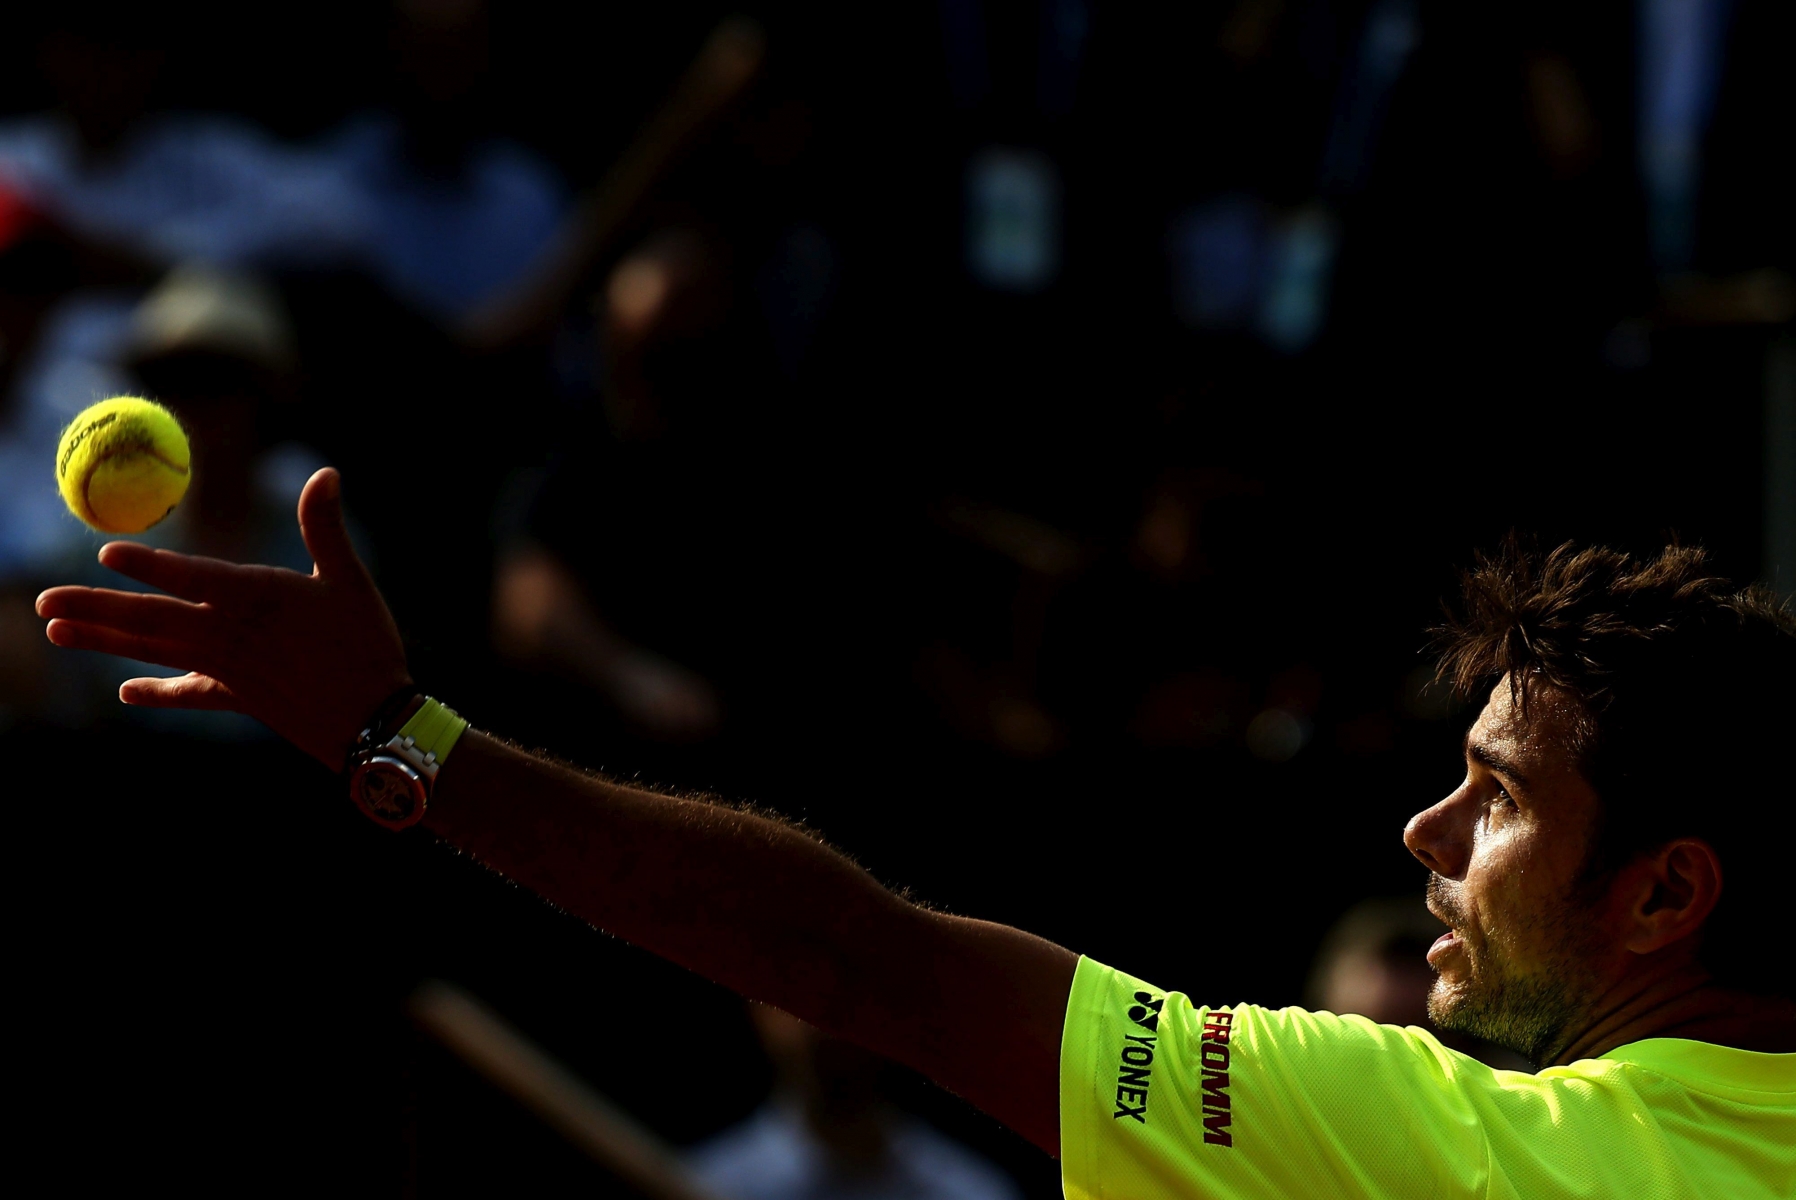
left=1404, top=794, right=1470, bottom=879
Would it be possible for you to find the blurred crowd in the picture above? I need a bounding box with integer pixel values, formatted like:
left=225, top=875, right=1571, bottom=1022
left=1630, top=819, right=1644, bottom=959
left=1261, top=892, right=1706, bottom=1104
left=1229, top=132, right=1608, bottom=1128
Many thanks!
left=1, top=2, right=1789, bottom=1194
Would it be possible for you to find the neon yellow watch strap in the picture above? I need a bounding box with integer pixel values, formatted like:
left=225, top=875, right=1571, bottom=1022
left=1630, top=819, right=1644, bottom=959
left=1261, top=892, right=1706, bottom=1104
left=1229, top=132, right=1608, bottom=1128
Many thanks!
left=395, top=697, right=468, bottom=768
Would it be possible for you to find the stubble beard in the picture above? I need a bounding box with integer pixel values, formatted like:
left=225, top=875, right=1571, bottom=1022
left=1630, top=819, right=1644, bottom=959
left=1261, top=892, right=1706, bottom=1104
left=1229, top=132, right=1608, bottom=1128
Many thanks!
left=1425, top=874, right=1603, bottom=1065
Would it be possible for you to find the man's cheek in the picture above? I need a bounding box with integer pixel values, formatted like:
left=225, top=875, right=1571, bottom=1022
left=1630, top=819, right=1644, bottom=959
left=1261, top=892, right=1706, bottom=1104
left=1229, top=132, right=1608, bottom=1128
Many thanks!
left=1470, top=849, right=1534, bottom=946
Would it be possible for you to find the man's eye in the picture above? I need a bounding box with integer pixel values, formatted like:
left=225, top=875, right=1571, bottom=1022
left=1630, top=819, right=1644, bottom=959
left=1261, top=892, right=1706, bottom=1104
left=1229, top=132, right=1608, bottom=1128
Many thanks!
left=1492, top=785, right=1516, bottom=810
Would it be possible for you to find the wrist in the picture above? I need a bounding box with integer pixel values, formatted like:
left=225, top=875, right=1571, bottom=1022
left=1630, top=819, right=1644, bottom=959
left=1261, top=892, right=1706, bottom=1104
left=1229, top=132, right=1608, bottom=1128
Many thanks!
left=328, top=681, right=419, bottom=772
left=354, top=684, right=423, bottom=757
left=344, top=693, right=469, bottom=830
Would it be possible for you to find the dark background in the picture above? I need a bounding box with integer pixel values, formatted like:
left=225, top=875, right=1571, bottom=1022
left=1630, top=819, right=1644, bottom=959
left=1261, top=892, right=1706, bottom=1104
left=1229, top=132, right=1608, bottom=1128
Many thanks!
left=2, top=1, right=1790, bottom=1194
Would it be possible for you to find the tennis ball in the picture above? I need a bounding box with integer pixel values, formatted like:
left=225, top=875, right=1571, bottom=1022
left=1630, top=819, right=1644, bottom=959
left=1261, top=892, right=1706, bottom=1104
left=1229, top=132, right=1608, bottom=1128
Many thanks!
left=55, top=396, right=192, bottom=534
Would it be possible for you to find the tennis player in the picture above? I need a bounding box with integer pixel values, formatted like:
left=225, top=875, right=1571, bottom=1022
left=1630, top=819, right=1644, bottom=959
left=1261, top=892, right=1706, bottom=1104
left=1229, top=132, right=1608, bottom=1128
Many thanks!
left=36, top=469, right=1795, bottom=1197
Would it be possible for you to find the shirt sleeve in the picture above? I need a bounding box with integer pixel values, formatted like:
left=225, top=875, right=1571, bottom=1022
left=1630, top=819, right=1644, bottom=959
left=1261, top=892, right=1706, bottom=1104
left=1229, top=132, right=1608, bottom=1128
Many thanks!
left=1059, top=957, right=1495, bottom=1200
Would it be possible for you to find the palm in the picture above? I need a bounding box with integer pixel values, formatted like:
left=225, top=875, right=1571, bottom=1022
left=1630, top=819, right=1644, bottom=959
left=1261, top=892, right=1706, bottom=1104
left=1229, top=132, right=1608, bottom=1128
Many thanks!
left=36, top=469, right=412, bottom=767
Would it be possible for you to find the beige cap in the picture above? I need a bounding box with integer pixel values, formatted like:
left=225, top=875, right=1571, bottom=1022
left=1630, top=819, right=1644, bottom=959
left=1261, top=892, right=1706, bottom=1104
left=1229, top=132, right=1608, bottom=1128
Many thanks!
left=127, top=263, right=297, bottom=374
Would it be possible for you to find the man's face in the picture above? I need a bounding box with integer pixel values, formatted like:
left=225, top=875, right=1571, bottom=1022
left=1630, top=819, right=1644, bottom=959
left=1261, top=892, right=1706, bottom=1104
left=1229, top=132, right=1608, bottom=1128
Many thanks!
left=1404, top=679, right=1618, bottom=1063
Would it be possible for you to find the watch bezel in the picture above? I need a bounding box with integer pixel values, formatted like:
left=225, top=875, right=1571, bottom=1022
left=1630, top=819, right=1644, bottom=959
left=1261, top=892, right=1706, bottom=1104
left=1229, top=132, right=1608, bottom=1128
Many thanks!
left=348, top=753, right=429, bottom=830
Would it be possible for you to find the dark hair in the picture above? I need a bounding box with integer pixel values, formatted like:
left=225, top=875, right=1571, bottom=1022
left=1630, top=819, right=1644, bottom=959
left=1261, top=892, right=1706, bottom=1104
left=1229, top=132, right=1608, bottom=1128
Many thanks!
left=1435, top=539, right=1796, bottom=999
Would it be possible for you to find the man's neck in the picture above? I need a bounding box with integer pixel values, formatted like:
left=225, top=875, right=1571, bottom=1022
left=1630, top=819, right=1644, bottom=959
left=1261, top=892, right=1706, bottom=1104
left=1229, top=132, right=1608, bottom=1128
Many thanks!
left=1554, top=963, right=1796, bottom=1064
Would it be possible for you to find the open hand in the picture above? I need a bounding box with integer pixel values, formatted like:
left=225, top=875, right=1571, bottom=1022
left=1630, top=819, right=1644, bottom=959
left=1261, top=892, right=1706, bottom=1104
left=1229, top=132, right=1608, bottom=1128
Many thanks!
left=36, top=468, right=412, bottom=768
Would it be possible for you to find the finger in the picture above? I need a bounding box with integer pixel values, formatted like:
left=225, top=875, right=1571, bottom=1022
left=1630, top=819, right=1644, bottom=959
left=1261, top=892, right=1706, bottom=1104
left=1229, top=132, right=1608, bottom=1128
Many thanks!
left=120, top=673, right=243, bottom=711
left=95, top=542, right=247, bottom=604
left=44, top=618, right=210, bottom=674
left=36, top=587, right=213, bottom=641
left=297, top=468, right=369, bottom=584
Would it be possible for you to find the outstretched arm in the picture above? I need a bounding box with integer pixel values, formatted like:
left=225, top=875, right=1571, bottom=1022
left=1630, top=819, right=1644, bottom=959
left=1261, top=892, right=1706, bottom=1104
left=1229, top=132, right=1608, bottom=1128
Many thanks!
left=430, top=733, right=1075, bottom=1149
left=35, top=469, right=1075, bottom=1153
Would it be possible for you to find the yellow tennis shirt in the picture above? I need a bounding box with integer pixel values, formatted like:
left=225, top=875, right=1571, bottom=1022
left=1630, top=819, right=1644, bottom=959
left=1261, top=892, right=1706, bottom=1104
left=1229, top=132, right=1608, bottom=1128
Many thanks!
left=1061, top=957, right=1795, bottom=1199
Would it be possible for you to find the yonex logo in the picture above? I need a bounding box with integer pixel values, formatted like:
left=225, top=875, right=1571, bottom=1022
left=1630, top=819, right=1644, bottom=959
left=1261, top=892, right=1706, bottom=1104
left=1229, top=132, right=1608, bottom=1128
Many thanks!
left=1128, top=991, right=1163, bottom=1031
left=1113, top=1031, right=1156, bottom=1123
left=1113, top=991, right=1166, bottom=1124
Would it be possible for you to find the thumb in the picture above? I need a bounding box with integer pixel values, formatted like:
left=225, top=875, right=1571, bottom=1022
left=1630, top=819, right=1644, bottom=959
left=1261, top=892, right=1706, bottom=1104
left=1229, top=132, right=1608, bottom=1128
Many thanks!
left=297, top=468, right=368, bottom=583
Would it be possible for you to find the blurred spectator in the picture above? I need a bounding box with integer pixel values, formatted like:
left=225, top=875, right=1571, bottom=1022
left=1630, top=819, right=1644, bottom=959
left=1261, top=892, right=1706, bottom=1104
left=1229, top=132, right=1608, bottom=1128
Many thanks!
left=123, top=265, right=308, bottom=565
left=1158, top=0, right=1358, bottom=353
left=0, top=263, right=331, bottom=733
left=492, top=543, right=721, bottom=742
left=488, top=226, right=735, bottom=745
left=1633, top=0, right=1794, bottom=324
left=0, top=7, right=582, bottom=342
left=0, top=18, right=365, bottom=272
left=0, top=178, right=54, bottom=397
left=490, top=29, right=848, bottom=756
left=911, top=499, right=1087, bottom=759
left=1305, top=897, right=1530, bottom=1071
left=0, top=16, right=366, bottom=728
left=6, top=262, right=393, bottom=1189
left=0, top=286, right=132, bottom=585
left=690, top=1005, right=1021, bottom=1200
left=318, top=0, right=572, bottom=326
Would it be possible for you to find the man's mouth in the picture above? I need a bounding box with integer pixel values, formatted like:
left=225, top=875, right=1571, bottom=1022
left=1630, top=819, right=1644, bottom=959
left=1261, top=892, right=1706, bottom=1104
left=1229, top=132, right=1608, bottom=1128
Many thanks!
left=1424, top=882, right=1467, bottom=966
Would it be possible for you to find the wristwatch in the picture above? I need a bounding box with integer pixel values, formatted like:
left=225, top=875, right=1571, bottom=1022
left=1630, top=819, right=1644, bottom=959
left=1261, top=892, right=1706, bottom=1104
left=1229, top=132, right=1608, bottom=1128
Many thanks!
left=345, top=688, right=469, bottom=830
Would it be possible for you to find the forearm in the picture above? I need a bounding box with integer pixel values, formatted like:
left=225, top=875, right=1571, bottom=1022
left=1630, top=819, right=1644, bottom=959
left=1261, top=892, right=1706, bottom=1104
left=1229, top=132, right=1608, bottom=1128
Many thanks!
left=33, top=503, right=1073, bottom=1152
left=428, top=730, right=916, bottom=1020
left=426, top=730, right=1074, bottom=1151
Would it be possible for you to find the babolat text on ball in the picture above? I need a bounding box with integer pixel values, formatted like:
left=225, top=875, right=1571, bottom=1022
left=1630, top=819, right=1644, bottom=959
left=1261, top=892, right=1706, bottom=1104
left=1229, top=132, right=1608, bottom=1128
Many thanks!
left=55, top=396, right=192, bottom=535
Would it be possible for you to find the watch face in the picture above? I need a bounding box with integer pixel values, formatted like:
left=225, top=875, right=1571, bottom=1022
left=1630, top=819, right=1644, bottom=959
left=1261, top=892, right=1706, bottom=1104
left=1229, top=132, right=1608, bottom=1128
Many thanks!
left=351, top=758, right=426, bottom=828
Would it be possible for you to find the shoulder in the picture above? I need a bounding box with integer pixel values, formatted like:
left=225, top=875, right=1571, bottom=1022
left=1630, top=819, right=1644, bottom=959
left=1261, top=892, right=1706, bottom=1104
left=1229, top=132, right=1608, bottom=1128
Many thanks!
left=1063, top=960, right=1796, bottom=1200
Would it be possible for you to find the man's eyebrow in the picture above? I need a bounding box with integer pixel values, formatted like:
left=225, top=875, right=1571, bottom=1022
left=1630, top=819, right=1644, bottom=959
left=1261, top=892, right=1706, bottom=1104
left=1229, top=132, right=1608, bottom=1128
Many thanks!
left=1464, top=732, right=1531, bottom=788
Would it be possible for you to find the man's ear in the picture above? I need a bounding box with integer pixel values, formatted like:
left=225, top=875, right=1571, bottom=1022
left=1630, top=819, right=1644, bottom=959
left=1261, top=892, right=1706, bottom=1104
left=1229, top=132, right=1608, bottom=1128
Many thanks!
left=1624, top=839, right=1723, bottom=956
